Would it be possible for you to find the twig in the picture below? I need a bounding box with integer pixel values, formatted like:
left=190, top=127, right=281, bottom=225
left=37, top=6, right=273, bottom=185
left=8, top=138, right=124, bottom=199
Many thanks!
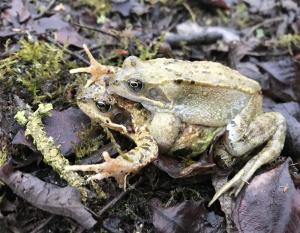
left=72, top=22, right=119, bottom=39
left=97, top=178, right=142, bottom=217
left=45, top=37, right=90, bottom=65
left=30, top=216, right=55, bottom=233
left=245, top=16, right=285, bottom=38
left=34, top=0, right=57, bottom=20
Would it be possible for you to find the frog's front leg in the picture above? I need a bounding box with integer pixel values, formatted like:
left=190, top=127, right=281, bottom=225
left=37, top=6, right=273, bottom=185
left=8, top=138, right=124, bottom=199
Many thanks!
left=66, top=132, right=158, bottom=187
left=209, top=111, right=286, bottom=206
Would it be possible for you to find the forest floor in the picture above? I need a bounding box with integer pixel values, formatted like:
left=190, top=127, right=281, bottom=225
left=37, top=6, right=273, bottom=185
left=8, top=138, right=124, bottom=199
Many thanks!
left=1, top=0, right=300, bottom=232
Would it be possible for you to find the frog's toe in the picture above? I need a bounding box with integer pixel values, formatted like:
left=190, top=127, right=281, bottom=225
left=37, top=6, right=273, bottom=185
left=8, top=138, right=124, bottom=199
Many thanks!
left=208, top=169, right=246, bottom=207
left=87, top=173, right=110, bottom=181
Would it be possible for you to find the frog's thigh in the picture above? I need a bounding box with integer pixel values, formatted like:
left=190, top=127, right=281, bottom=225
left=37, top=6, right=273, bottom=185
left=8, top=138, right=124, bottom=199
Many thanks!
left=225, top=112, right=283, bottom=156
left=149, top=112, right=181, bottom=153
left=225, top=93, right=262, bottom=155
left=209, top=112, right=286, bottom=206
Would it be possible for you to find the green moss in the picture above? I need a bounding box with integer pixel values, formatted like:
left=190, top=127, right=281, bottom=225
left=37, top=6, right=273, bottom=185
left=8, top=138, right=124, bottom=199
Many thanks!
left=77, top=0, right=111, bottom=18
left=232, top=2, right=251, bottom=29
left=277, top=34, right=300, bottom=50
left=135, top=36, right=164, bottom=60
left=0, top=40, right=78, bottom=106
left=75, top=123, right=105, bottom=159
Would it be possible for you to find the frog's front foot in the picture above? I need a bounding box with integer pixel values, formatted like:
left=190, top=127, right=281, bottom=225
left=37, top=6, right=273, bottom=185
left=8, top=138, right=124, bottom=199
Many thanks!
left=66, top=152, right=135, bottom=187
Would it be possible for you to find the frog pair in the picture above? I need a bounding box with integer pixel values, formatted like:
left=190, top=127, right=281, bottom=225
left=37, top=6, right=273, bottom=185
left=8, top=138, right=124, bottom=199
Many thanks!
left=67, top=45, right=286, bottom=206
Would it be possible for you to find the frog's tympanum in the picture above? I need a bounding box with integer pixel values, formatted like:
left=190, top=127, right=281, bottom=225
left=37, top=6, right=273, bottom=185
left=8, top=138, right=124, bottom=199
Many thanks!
left=69, top=45, right=286, bottom=206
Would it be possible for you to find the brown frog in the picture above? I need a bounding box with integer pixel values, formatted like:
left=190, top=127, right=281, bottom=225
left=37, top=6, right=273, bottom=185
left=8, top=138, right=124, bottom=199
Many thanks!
left=68, top=46, right=286, bottom=206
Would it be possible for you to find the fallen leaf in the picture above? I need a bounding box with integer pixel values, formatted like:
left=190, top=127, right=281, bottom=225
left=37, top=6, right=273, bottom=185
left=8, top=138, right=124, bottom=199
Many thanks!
left=28, top=14, right=70, bottom=34
left=1, top=0, right=31, bottom=24
left=12, top=129, right=36, bottom=152
left=0, top=163, right=97, bottom=229
left=152, top=199, right=225, bottom=233
left=54, top=26, right=91, bottom=48
left=244, top=0, right=277, bottom=15
left=12, top=107, right=91, bottom=156
left=263, top=99, right=300, bottom=158
left=154, top=154, right=215, bottom=178
left=112, top=0, right=147, bottom=16
left=257, top=57, right=295, bottom=84
left=233, top=158, right=300, bottom=233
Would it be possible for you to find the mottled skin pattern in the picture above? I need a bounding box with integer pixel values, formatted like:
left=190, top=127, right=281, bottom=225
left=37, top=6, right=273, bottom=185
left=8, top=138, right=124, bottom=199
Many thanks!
left=107, top=56, right=287, bottom=205
left=66, top=80, right=222, bottom=185
left=68, top=45, right=286, bottom=206
left=66, top=82, right=159, bottom=186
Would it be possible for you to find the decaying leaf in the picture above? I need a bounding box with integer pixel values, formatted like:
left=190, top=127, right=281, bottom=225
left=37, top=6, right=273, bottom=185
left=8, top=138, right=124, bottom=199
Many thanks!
left=233, top=159, right=300, bottom=233
left=154, top=154, right=215, bottom=178
left=152, top=199, right=225, bottom=233
left=264, top=100, right=300, bottom=158
left=0, top=163, right=97, bottom=229
left=13, top=107, right=91, bottom=156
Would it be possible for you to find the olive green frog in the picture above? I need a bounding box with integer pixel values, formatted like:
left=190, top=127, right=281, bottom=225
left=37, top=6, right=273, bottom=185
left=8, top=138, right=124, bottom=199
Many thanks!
left=105, top=56, right=286, bottom=205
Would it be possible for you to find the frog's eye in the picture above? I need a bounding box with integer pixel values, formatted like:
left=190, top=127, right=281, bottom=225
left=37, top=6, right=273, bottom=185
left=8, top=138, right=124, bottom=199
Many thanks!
left=127, top=79, right=143, bottom=92
left=95, top=101, right=111, bottom=113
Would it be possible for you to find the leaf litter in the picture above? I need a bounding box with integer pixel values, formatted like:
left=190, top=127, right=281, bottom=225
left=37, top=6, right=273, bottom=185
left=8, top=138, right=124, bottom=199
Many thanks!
left=1, top=0, right=300, bottom=232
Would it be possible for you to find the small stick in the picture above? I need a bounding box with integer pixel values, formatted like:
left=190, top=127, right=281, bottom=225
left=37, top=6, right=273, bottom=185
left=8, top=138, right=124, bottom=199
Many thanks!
left=72, top=22, right=119, bottom=39
left=45, top=37, right=90, bottom=65
left=34, top=0, right=57, bottom=20
left=97, top=178, right=142, bottom=217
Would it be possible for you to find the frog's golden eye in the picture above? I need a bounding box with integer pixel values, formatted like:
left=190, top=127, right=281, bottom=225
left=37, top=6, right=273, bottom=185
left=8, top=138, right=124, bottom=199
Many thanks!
left=95, top=101, right=111, bottom=113
left=127, top=79, right=143, bottom=92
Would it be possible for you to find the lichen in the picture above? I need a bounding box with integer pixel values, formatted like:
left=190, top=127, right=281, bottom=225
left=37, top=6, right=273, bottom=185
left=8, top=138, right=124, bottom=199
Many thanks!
left=0, top=149, right=7, bottom=166
left=14, top=103, right=86, bottom=190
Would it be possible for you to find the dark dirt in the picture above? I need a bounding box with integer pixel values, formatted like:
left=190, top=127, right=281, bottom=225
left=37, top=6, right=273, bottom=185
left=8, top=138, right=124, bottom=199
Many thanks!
left=1, top=0, right=300, bottom=232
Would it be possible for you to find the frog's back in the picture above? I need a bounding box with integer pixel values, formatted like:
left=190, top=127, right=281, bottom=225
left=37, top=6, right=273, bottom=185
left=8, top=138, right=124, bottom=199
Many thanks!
left=146, top=58, right=261, bottom=94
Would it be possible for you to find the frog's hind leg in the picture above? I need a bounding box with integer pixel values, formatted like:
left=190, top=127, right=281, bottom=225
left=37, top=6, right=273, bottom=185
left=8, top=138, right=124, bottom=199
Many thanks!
left=209, top=111, right=286, bottom=206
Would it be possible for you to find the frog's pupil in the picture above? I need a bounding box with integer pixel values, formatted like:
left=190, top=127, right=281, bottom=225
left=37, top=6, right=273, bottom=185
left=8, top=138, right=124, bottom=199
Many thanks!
left=128, top=79, right=143, bottom=91
left=96, top=101, right=111, bottom=112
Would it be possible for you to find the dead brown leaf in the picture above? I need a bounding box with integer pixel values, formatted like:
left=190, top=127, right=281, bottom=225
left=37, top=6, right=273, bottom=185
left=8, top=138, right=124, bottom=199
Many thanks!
left=152, top=199, right=225, bottom=233
left=233, top=158, right=300, bottom=233
left=0, top=163, right=97, bottom=229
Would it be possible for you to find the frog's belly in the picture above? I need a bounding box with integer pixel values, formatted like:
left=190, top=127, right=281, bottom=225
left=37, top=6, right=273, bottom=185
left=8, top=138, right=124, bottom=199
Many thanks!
left=169, top=125, right=223, bottom=157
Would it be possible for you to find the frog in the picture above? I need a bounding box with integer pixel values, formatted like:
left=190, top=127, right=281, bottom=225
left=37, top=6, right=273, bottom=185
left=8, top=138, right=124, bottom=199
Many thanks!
left=66, top=46, right=222, bottom=185
left=85, top=52, right=286, bottom=206
left=68, top=46, right=286, bottom=206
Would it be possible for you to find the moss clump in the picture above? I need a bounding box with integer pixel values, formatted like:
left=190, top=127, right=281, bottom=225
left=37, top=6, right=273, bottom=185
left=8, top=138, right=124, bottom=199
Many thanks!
left=14, top=103, right=86, bottom=190
left=77, top=0, right=111, bottom=19
left=0, top=40, right=78, bottom=106
left=277, top=34, right=300, bottom=50
left=75, top=123, right=106, bottom=159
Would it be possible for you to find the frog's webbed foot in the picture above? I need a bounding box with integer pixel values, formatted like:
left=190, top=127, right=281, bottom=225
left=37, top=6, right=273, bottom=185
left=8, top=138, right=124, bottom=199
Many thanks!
left=66, top=152, right=136, bottom=187
left=69, top=44, right=115, bottom=86
left=209, top=112, right=286, bottom=207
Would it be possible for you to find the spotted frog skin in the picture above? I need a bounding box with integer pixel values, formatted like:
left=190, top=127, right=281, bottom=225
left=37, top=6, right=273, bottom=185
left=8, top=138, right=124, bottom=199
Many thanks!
left=67, top=46, right=221, bottom=187
left=68, top=46, right=286, bottom=206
